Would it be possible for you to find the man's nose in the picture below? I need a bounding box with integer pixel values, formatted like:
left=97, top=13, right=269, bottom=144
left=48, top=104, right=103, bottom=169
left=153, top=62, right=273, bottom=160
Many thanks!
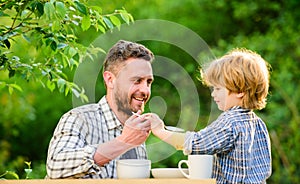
left=139, top=81, right=150, bottom=93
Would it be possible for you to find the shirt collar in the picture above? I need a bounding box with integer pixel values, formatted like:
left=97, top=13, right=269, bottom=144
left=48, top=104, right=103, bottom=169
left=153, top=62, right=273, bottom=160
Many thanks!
left=98, top=96, right=122, bottom=130
left=229, top=106, right=242, bottom=110
left=228, top=106, right=250, bottom=112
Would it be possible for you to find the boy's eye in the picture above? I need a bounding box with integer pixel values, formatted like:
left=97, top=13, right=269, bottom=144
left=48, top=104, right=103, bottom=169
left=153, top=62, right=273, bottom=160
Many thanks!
left=211, top=86, right=220, bottom=91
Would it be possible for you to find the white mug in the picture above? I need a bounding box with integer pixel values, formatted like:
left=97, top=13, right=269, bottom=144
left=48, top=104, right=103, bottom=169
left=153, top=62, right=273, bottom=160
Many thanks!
left=178, top=155, right=213, bottom=179
left=117, top=159, right=151, bottom=179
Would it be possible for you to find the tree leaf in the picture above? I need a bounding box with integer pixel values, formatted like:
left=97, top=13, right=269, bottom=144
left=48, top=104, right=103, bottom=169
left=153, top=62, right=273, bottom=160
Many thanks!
left=3, top=171, right=19, bottom=179
left=0, top=82, right=6, bottom=89
left=98, top=18, right=107, bottom=28
left=97, top=24, right=106, bottom=33
left=22, top=34, right=31, bottom=42
left=103, top=17, right=113, bottom=29
left=45, top=38, right=52, bottom=46
left=9, top=84, right=23, bottom=92
left=51, top=20, right=60, bottom=32
left=4, top=39, right=10, bottom=49
left=81, top=15, right=91, bottom=31
left=55, top=2, right=66, bottom=19
left=90, top=6, right=102, bottom=14
left=8, top=86, right=13, bottom=95
left=72, top=88, right=80, bottom=98
left=65, top=85, right=70, bottom=96
left=9, top=69, right=15, bottom=78
left=57, top=78, right=65, bottom=93
left=7, top=84, right=22, bottom=94
left=44, top=2, right=55, bottom=20
left=47, top=80, right=56, bottom=92
left=36, top=2, right=44, bottom=17
left=120, top=12, right=130, bottom=24
left=74, top=1, right=87, bottom=15
left=50, top=40, right=57, bottom=51
left=109, top=15, right=121, bottom=30
left=118, top=9, right=134, bottom=24
left=68, top=47, right=77, bottom=57
left=57, top=43, right=67, bottom=49
left=72, top=53, right=79, bottom=61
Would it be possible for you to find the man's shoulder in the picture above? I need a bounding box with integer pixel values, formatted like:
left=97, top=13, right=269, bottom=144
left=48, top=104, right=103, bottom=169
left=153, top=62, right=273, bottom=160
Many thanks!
left=68, top=103, right=101, bottom=115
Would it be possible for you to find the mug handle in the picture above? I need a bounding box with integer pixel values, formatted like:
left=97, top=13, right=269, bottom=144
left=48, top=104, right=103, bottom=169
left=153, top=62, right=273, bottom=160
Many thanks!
left=178, top=160, right=190, bottom=178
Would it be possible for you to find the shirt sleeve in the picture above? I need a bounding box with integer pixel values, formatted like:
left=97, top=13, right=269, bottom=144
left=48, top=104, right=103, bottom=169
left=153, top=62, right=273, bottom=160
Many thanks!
left=46, top=112, right=102, bottom=179
left=183, top=118, right=235, bottom=155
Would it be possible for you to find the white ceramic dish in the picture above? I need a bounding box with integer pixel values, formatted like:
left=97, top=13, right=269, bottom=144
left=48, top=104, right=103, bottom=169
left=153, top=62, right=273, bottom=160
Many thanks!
left=117, top=159, right=151, bottom=179
left=151, top=168, right=188, bottom=178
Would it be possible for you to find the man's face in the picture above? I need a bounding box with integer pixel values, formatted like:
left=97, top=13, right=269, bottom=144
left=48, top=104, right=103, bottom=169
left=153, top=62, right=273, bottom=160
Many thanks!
left=113, top=58, right=153, bottom=116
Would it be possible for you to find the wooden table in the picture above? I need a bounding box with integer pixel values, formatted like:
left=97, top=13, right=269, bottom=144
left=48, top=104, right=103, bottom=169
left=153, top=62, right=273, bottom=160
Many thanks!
left=0, top=179, right=216, bottom=184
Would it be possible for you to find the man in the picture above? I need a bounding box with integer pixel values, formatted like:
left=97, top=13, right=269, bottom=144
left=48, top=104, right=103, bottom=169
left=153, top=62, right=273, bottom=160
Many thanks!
left=46, top=40, right=155, bottom=179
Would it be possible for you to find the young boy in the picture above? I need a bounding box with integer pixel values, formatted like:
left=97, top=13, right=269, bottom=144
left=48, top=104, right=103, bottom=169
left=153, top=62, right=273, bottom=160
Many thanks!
left=149, top=48, right=272, bottom=183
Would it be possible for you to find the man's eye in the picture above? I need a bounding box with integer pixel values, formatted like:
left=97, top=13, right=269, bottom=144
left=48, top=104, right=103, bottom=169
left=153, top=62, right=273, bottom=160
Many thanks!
left=134, top=79, right=141, bottom=83
left=147, top=79, right=153, bottom=85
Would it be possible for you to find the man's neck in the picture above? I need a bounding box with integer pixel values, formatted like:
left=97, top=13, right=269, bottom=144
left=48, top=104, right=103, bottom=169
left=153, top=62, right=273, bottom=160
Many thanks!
left=105, top=95, right=128, bottom=125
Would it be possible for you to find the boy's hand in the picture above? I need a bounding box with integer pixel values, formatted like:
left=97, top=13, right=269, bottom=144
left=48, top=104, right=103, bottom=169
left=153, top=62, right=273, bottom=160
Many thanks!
left=144, top=113, right=165, bottom=136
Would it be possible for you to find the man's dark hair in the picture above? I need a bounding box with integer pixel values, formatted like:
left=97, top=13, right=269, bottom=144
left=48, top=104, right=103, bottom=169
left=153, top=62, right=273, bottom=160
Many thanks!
left=103, top=40, right=154, bottom=75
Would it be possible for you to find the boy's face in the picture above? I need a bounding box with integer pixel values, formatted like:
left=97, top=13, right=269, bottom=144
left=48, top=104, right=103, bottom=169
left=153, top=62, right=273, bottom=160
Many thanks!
left=211, top=85, right=243, bottom=111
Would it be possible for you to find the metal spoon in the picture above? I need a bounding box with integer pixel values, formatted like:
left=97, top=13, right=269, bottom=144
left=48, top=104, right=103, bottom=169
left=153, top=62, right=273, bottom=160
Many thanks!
left=132, top=112, right=185, bottom=132
left=165, top=126, right=185, bottom=132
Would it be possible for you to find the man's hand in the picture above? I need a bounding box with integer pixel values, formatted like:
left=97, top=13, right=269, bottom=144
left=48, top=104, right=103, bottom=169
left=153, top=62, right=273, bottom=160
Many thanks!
left=117, top=112, right=151, bottom=146
left=94, top=112, right=151, bottom=166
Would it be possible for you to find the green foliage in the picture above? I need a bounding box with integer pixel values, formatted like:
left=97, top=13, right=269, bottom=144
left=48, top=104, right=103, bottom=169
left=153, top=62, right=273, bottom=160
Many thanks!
left=0, top=161, right=31, bottom=179
left=0, top=0, right=133, bottom=102
left=0, top=70, right=74, bottom=178
left=0, top=0, right=299, bottom=183
left=0, top=0, right=133, bottom=179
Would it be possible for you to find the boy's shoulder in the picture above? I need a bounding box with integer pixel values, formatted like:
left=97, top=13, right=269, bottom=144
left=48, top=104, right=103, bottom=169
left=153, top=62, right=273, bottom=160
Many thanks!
left=220, top=106, right=256, bottom=123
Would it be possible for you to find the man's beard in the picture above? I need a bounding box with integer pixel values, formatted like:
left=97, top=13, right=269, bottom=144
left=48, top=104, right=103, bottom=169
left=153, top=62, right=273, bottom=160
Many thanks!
left=115, top=91, right=132, bottom=117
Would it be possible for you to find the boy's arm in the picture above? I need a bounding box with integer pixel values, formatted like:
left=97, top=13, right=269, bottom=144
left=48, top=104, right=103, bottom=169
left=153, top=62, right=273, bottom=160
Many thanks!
left=148, top=113, right=185, bottom=150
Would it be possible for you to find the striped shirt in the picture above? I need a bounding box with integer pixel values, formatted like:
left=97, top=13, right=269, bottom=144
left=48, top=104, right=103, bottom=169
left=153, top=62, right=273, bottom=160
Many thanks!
left=184, top=106, right=272, bottom=183
left=46, top=96, right=147, bottom=179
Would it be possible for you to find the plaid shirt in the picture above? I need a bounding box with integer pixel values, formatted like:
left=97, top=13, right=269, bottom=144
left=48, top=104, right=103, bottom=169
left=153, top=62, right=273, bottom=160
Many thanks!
left=184, top=106, right=272, bottom=183
left=46, top=96, right=147, bottom=179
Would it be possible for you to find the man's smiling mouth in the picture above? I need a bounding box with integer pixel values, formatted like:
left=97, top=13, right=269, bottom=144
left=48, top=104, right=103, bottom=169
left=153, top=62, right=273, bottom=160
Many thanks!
left=133, top=96, right=147, bottom=102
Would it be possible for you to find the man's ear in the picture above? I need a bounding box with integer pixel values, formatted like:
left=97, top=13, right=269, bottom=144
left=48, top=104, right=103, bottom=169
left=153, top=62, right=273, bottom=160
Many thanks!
left=103, top=71, right=115, bottom=88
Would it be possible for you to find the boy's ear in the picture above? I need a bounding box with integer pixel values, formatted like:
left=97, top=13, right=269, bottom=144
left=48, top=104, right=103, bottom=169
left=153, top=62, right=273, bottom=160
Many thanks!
left=103, top=71, right=115, bottom=88
left=237, top=92, right=245, bottom=98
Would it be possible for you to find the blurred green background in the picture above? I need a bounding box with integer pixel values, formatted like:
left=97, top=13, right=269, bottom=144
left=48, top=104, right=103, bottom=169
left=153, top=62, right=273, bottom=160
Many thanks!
left=1, top=0, right=300, bottom=183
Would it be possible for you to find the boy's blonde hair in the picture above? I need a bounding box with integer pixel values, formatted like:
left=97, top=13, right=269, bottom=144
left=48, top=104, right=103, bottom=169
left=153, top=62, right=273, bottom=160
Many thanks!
left=201, top=48, right=271, bottom=110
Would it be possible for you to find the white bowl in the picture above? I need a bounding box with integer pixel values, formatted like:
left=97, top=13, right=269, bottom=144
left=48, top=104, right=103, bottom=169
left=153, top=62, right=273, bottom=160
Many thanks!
left=117, top=159, right=151, bottom=179
left=151, top=168, right=188, bottom=178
